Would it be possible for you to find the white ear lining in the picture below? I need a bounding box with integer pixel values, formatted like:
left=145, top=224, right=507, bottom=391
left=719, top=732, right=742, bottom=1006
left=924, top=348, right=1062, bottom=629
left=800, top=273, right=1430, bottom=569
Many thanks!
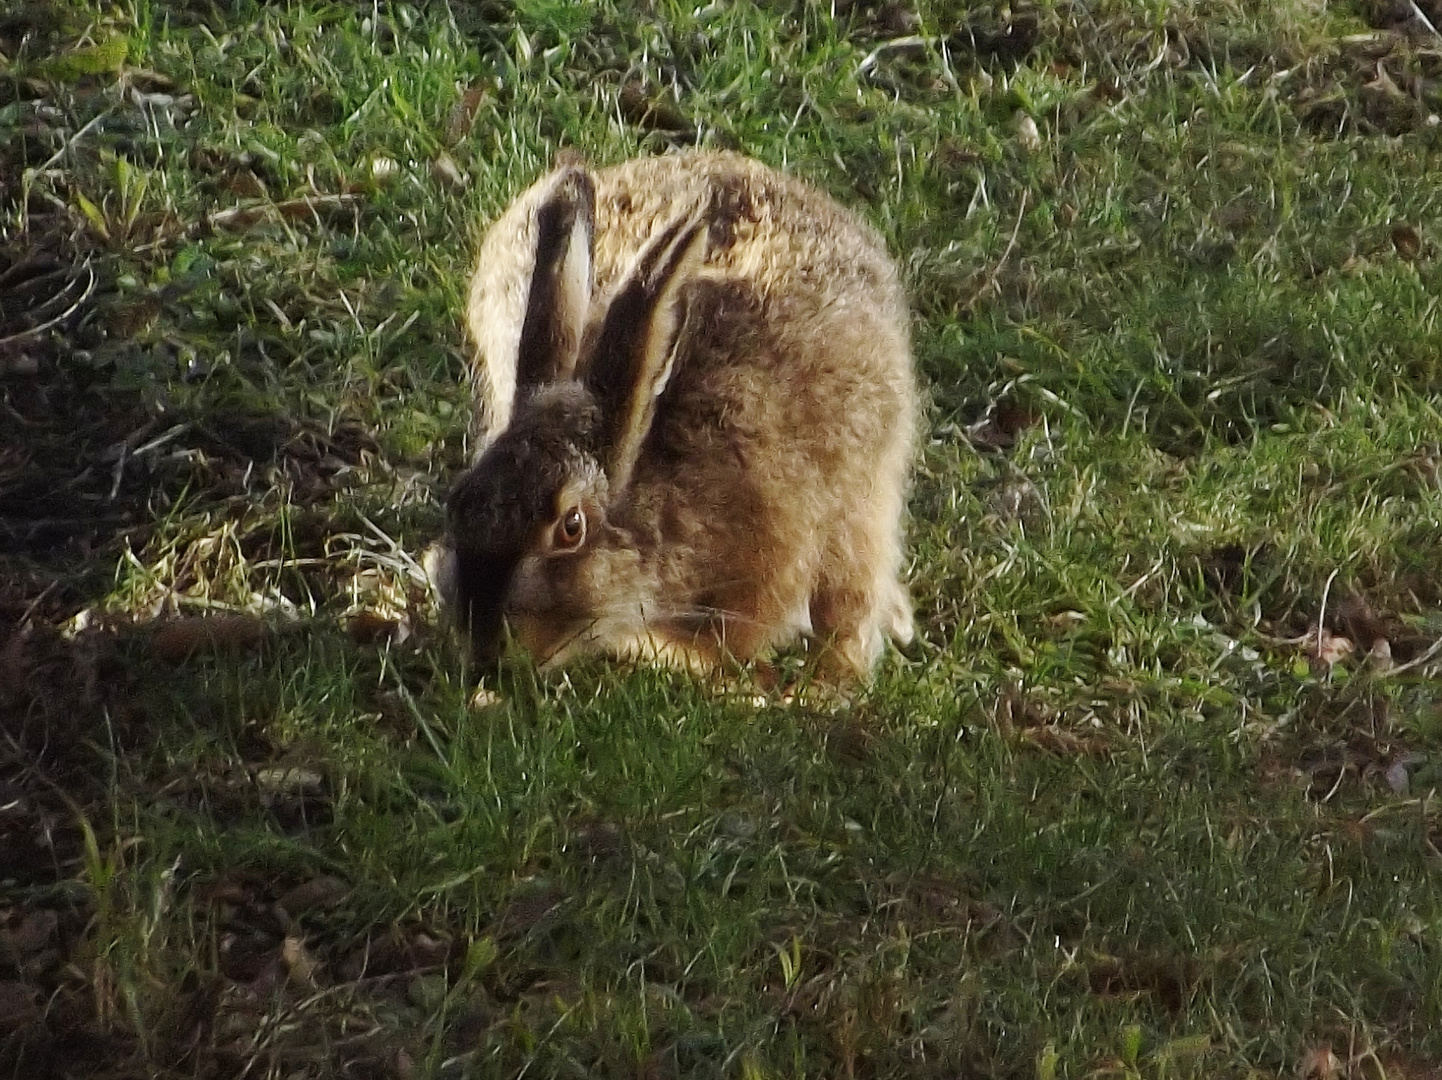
left=644, top=287, right=686, bottom=401
left=554, top=211, right=593, bottom=380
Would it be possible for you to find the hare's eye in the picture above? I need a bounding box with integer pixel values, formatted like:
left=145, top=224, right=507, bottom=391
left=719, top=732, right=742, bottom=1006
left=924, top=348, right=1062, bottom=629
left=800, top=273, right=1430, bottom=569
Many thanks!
left=556, top=506, right=585, bottom=548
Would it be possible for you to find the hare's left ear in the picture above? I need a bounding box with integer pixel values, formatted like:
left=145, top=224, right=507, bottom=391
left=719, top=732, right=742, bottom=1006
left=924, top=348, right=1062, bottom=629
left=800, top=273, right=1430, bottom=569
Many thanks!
left=585, top=213, right=708, bottom=492
left=466, top=165, right=595, bottom=445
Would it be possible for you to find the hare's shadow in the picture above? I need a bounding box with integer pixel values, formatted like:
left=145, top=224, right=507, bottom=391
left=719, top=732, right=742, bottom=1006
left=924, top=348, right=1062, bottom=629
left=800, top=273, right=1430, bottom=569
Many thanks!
left=1, top=234, right=383, bottom=628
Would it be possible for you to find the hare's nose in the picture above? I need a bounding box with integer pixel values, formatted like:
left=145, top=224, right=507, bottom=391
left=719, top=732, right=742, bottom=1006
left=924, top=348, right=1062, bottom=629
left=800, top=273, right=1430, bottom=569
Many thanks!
left=452, top=549, right=521, bottom=661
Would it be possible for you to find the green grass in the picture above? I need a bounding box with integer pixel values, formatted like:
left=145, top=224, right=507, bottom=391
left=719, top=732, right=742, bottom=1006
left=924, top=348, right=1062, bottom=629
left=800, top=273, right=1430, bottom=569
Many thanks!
left=2, top=1, right=1441, bottom=1077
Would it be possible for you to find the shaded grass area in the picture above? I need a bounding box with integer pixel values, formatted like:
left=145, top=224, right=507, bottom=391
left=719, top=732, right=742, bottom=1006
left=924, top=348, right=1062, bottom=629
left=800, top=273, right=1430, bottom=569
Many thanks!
left=2, top=0, right=1441, bottom=1077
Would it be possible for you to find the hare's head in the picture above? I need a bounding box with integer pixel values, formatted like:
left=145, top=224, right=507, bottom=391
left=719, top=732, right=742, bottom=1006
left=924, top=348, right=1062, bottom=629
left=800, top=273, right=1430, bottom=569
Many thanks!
left=442, top=164, right=707, bottom=662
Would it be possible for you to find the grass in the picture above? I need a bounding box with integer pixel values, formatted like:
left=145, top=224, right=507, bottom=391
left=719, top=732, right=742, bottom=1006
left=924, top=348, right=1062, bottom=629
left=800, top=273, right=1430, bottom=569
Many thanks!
left=2, top=0, right=1441, bottom=1076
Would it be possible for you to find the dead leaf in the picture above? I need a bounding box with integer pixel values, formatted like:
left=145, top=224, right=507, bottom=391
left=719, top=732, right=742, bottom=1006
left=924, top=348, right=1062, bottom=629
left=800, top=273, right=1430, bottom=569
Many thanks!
left=497, top=886, right=567, bottom=937
left=0, top=630, right=31, bottom=703
left=282, top=934, right=320, bottom=986
left=1392, top=223, right=1422, bottom=260
left=0, top=909, right=57, bottom=961
left=431, top=152, right=465, bottom=191
left=1015, top=111, right=1043, bottom=153
left=1364, top=60, right=1406, bottom=102
left=469, top=686, right=504, bottom=710
left=253, top=765, right=324, bottom=796
left=346, top=610, right=410, bottom=645
left=1020, top=724, right=1111, bottom=758
left=0, top=980, right=41, bottom=1032
left=1333, top=593, right=1388, bottom=648
left=825, top=718, right=876, bottom=767
left=1311, top=628, right=1355, bottom=668
left=1298, top=1044, right=1342, bottom=1080
left=277, top=875, right=349, bottom=916
left=618, top=80, right=691, bottom=133
left=446, top=83, right=489, bottom=144
left=208, top=193, right=359, bottom=232
left=152, top=614, right=269, bottom=663
left=1090, top=76, right=1123, bottom=103
left=223, top=169, right=267, bottom=199
left=967, top=400, right=1041, bottom=450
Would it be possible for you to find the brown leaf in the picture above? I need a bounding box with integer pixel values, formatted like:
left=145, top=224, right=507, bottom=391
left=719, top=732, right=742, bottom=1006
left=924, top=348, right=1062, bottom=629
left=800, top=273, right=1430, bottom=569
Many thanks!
left=281, top=934, right=320, bottom=987
left=967, top=400, right=1040, bottom=450
left=446, top=83, right=489, bottom=145
left=151, top=614, right=269, bottom=663
left=1311, top=628, right=1355, bottom=668
left=1298, top=1044, right=1343, bottom=1080
left=277, top=875, right=349, bottom=916
left=825, top=718, right=876, bottom=767
left=0, top=980, right=41, bottom=1032
left=1090, top=76, right=1123, bottom=102
left=1086, top=951, right=1198, bottom=1014
left=345, top=610, right=409, bottom=644
left=223, top=170, right=267, bottom=199
left=1392, top=222, right=1422, bottom=260
left=497, top=886, right=567, bottom=937
left=208, top=193, right=359, bottom=232
left=618, top=80, right=691, bottom=133
left=0, top=630, right=31, bottom=703
left=0, top=909, right=58, bottom=961
left=1333, top=593, right=1384, bottom=641
left=430, top=152, right=466, bottom=191
left=1020, top=724, right=1111, bottom=758
left=194, top=869, right=269, bottom=908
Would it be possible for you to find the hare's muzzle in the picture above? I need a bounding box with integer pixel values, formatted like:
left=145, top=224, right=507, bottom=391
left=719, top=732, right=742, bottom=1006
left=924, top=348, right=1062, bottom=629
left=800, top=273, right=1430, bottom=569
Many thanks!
left=451, top=548, right=523, bottom=661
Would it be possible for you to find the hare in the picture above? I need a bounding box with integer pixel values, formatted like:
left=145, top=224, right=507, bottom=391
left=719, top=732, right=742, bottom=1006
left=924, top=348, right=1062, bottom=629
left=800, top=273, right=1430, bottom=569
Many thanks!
left=433, top=150, right=916, bottom=682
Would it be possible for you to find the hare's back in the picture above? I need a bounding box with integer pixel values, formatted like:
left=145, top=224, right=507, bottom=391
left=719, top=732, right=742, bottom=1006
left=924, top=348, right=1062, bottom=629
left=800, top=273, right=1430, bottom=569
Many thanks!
left=589, top=152, right=906, bottom=325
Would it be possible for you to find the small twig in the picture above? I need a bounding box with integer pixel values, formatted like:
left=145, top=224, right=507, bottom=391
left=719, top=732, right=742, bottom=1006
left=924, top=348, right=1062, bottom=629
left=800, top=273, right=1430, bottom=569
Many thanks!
left=207, top=192, right=359, bottom=232
left=0, top=263, right=96, bottom=348
left=23, top=107, right=115, bottom=181
left=390, top=672, right=451, bottom=767
left=961, top=190, right=1029, bottom=311
left=13, top=582, right=59, bottom=629
left=130, top=422, right=193, bottom=458
left=1387, top=635, right=1442, bottom=677
left=107, top=443, right=129, bottom=500
left=1408, top=0, right=1442, bottom=42
left=19, top=107, right=116, bottom=235
left=358, top=513, right=429, bottom=584
left=1313, top=567, right=1340, bottom=657
left=856, top=35, right=932, bottom=78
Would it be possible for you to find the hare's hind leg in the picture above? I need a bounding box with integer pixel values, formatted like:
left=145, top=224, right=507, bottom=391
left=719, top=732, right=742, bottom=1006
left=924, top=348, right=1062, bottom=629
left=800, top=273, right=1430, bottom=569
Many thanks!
left=809, top=517, right=913, bottom=681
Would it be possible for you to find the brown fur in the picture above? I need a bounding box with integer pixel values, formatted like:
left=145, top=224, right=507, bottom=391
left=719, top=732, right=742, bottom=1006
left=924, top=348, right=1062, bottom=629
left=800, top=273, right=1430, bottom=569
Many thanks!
left=442, top=151, right=916, bottom=682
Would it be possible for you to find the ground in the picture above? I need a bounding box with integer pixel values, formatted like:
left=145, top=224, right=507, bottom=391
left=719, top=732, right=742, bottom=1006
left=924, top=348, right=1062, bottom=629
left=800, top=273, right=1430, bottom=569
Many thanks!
left=2, top=1, right=1441, bottom=1077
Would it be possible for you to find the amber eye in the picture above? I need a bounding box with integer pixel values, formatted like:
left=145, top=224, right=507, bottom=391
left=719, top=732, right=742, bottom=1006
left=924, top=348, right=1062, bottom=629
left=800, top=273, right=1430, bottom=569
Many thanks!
left=556, top=506, right=585, bottom=548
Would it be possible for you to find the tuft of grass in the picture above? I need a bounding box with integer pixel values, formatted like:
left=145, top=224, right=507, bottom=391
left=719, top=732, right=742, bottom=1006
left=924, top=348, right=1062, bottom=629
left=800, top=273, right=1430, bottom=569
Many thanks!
left=2, top=1, right=1440, bottom=1077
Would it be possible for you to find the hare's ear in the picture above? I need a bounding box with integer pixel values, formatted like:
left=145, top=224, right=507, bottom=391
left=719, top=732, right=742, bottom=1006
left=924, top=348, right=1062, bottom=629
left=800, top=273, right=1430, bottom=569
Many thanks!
left=585, top=213, right=708, bottom=492
left=466, top=166, right=595, bottom=438
left=515, top=167, right=595, bottom=388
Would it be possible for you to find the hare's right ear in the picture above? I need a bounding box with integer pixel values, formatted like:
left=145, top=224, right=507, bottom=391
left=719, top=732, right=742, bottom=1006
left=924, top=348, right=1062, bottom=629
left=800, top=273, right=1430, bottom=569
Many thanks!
left=466, top=166, right=595, bottom=440
left=585, top=212, right=708, bottom=493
